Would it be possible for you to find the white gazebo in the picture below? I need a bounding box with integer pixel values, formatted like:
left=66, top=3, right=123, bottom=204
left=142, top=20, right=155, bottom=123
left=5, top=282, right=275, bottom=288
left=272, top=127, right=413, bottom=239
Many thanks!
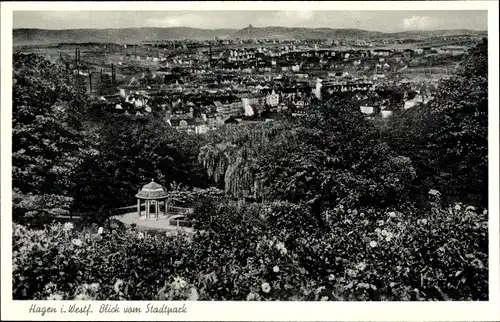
left=135, top=179, right=169, bottom=219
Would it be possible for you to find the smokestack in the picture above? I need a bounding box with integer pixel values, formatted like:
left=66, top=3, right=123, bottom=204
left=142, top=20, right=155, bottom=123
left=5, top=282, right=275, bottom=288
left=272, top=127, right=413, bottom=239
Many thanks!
left=89, top=72, right=92, bottom=94
left=75, top=48, right=80, bottom=66
left=209, top=45, right=212, bottom=68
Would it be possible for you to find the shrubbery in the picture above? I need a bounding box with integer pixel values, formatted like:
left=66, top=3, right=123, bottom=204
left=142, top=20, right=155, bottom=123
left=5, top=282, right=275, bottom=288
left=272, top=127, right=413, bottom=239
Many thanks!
left=166, top=184, right=224, bottom=207
left=13, top=200, right=488, bottom=301
left=13, top=223, right=194, bottom=300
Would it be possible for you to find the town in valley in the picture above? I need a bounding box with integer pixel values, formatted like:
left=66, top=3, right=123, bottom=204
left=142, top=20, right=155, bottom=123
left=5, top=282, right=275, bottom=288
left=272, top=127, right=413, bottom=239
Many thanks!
left=14, top=25, right=484, bottom=132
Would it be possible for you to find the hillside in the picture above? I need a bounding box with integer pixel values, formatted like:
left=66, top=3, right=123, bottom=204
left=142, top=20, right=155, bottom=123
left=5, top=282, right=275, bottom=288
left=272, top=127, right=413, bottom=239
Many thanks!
left=233, top=26, right=385, bottom=40
left=233, top=26, right=487, bottom=40
left=13, top=26, right=487, bottom=46
left=13, top=27, right=235, bottom=46
left=389, top=29, right=488, bottom=38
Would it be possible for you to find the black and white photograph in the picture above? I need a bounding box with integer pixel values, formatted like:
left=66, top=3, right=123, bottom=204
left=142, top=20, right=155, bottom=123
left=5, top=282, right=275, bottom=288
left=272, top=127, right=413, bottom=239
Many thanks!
left=1, top=2, right=499, bottom=321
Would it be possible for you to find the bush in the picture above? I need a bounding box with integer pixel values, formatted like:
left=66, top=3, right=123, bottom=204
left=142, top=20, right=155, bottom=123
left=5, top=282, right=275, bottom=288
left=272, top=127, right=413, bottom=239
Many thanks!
left=12, top=223, right=194, bottom=300
left=167, top=186, right=224, bottom=208
left=187, top=199, right=488, bottom=301
left=13, top=201, right=488, bottom=301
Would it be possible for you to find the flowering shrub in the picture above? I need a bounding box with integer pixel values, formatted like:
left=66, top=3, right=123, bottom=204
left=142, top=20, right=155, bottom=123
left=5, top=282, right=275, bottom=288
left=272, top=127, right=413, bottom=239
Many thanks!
left=13, top=223, right=192, bottom=300
left=185, top=199, right=488, bottom=301
left=13, top=200, right=487, bottom=301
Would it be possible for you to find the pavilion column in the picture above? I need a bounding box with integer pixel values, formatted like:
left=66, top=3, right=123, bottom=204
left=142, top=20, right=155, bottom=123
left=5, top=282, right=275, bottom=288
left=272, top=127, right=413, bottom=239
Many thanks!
left=146, top=200, right=150, bottom=218
left=155, top=200, right=159, bottom=218
left=137, top=199, right=141, bottom=217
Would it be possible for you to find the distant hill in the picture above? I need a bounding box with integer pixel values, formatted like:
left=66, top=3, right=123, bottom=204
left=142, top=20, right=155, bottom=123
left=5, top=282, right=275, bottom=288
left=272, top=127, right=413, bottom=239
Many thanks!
left=13, top=26, right=487, bottom=46
left=388, top=29, right=488, bottom=38
left=13, top=27, right=235, bottom=46
left=233, top=26, right=385, bottom=40
left=233, top=26, right=487, bottom=40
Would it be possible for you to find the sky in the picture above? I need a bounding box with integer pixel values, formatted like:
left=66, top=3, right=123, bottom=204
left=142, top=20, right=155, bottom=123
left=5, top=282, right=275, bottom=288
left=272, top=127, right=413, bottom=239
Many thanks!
left=13, top=10, right=487, bottom=32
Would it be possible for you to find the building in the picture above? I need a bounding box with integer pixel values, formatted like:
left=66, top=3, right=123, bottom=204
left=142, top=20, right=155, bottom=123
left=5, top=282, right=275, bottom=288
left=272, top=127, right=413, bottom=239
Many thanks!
left=237, top=93, right=265, bottom=106
left=381, top=110, right=393, bottom=118
left=438, top=45, right=467, bottom=56
left=170, top=119, right=208, bottom=134
left=372, top=49, right=392, bottom=57
left=214, top=100, right=244, bottom=119
left=265, top=90, right=280, bottom=107
left=360, top=105, right=375, bottom=115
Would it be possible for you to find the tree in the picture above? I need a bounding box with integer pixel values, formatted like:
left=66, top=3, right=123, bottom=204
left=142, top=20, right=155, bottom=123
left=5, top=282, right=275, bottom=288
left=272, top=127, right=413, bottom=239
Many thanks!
left=426, top=39, right=488, bottom=203
left=383, top=104, right=441, bottom=193
left=198, top=142, right=237, bottom=189
left=12, top=53, right=89, bottom=221
left=383, top=39, right=488, bottom=205
left=73, top=114, right=207, bottom=211
left=224, top=143, right=260, bottom=199
left=198, top=123, right=286, bottom=200
left=258, top=97, right=416, bottom=211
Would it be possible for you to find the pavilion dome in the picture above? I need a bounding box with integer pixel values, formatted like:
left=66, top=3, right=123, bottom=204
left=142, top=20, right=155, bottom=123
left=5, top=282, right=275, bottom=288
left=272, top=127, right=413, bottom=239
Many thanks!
left=135, top=179, right=168, bottom=200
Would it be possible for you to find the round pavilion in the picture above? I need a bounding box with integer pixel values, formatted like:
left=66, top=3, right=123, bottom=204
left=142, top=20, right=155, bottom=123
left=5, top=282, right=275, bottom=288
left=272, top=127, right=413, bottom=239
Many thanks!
left=136, top=179, right=169, bottom=219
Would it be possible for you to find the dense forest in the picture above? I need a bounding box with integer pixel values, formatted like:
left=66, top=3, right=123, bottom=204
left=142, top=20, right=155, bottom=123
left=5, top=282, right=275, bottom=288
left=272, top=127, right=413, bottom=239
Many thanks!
left=12, top=39, right=489, bottom=301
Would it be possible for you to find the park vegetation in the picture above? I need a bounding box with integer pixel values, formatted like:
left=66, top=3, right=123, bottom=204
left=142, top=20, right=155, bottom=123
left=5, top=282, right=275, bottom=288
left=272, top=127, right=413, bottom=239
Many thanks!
left=12, top=39, right=489, bottom=300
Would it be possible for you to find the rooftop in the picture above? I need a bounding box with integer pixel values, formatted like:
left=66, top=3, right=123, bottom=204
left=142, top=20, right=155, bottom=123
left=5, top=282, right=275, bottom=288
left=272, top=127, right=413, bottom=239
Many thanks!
left=136, top=179, right=168, bottom=200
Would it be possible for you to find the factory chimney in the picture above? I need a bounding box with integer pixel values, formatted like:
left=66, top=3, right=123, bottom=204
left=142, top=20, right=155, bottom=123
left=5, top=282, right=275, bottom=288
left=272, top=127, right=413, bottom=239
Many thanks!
left=209, top=45, right=212, bottom=68
left=89, top=72, right=93, bottom=94
left=74, top=48, right=82, bottom=77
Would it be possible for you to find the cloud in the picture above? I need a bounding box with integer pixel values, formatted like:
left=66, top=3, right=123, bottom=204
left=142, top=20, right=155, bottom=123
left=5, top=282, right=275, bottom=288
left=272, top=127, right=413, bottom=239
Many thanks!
left=253, top=11, right=316, bottom=27
left=276, top=11, right=315, bottom=22
left=146, top=13, right=209, bottom=28
left=403, top=15, right=434, bottom=30
left=152, top=18, right=182, bottom=27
